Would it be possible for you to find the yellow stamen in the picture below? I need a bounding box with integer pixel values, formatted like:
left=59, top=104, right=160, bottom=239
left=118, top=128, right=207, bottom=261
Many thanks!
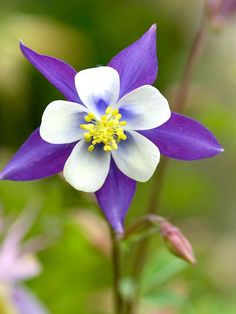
left=112, top=109, right=119, bottom=116
left=84, top=133, right=91, bottom=140
left=104, top=145, right=112, bottom=151
left=105, top=106, right=112, bottom=114
left=84, top=115, right=92, bottom=122
left=80, top=106, right=127, bottom=152
left=88, top=112, right=95, bottom=119
left=88, top=145, right=95, bottom=152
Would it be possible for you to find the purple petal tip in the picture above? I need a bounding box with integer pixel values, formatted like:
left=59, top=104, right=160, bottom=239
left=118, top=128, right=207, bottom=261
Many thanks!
left=115, top=225, right=125, bottom=236
left=150, top=23, right=157, bottom=31
left=140, top=112, right=224, bottom=161
left=108, top=23, right=158, bottom=98
left=19, top=40, right=80, bottom=103
left=19, top=39, right=26, bottom=50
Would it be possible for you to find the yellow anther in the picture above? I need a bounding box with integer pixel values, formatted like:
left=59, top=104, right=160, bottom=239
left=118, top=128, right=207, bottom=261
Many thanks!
left=80, top=124, right=87, bottom=130
left=117, top=131, right=127, bottom=140
left=104, top=145, right=112, bottom=151
left=105, top=106, right=112, bottom=114
left=80, top=105, right=127, bottom=152
left=112, top=109, right=119, bottom=116
left=88, top=145, right=94, bottom=152
left=84, top=115, right=92, bottom=122
left=88, top=112, right=95, bottom=119
left=84, top=133, right=91, bottom=140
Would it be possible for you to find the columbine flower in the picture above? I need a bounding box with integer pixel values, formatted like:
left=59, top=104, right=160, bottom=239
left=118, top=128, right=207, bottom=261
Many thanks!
left=39, top=65, right=170, bottom=192
left=207, top=0, right=236, bottom=26
left=0, top=25, right=223, bottom=234
left=0, top=210, right=48, bottom=314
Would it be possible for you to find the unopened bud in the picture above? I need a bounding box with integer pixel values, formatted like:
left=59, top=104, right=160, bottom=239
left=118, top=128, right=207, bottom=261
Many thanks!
left=160, top=221, right=196, bottom=265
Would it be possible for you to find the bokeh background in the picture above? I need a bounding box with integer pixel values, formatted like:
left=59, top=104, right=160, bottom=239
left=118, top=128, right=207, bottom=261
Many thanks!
left=0, top=0, right=235, bottom=313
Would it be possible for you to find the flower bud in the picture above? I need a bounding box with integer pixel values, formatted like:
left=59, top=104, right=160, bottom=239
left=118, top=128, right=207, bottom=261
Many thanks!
left=207, top=0, right=236, bottom=27
left=160, top=221, right=196, bottom=265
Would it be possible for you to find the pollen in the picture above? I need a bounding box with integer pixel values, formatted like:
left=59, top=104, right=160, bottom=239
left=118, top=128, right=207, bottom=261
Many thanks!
left=80, top=107, right=127, bottom=152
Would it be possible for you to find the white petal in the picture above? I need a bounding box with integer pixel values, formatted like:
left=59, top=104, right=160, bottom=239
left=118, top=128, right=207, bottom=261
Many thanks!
left=75, top=66, right=120, bottom=117
left=63, top=140, right=111, bottom=192
left=112, top=130, right=160, bottom=182
left=116, top=85, right=171, bottom=130
left=40, top=100, right=88, bottom=144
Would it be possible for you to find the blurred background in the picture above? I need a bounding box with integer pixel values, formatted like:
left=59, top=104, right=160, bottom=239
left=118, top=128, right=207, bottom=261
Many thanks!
left=0, top=0, right=235, bottom=313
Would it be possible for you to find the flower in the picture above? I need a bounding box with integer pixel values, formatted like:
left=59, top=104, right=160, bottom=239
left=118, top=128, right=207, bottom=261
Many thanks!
left=39, top=66, right=170, bottom=192
left=0, top=25, right=223, bottom=234
left=207, top=0, right=236, bottom=26
left=160, top=220, right=196, bottom=265
left=0, top=209, right=48, bottom=314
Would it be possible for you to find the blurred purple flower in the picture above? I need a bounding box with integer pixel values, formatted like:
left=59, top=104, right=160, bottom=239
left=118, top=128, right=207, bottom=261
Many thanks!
left=0, top=210, right=48, bottom=314
left=0, top=25, right=223, bottom=234
left=207, top=0, right=236, bottom=25
left=160, top=220, right=196, bottom=265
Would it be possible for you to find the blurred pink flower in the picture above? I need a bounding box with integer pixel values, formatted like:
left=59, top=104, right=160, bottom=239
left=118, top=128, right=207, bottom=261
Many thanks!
left=0, top=209, right=49, bottom=314
left=207, top=0, right=236, bottom=26
left=160, top=221, right=196, bottom=265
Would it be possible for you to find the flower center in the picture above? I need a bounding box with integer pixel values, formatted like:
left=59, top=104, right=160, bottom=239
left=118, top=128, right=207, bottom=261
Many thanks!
left=80, top=106, right=127, bottom=152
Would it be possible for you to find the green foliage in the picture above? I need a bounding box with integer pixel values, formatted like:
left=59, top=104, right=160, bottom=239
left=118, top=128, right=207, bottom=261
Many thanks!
left=139, top=250, right=187, bottom=309
left=0, top=0, right=236, bottom=313
left=140, top=250, right=187, bottom=292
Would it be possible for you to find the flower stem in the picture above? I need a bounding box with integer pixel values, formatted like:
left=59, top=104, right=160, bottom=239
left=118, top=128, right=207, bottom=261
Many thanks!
left=174, top=14, right=207, bottom=113
left=111, top=230, right=123, bottom=314
left=126, top=12, right=208, bottom=314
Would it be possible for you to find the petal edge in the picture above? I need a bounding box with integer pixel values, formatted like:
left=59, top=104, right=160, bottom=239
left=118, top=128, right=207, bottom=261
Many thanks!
left=108, top=24, right=158, bottom=98
left=0, top=129, right=75, bottom=181
left=20, top=41, right=80, bottom=103
left=140, top=112, right=224, bottom=161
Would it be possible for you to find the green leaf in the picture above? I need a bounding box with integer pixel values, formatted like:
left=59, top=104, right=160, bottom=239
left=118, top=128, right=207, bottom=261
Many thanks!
left=140, top=249, right=187, bottom=294
left=142, top=289, right=185, bottom=307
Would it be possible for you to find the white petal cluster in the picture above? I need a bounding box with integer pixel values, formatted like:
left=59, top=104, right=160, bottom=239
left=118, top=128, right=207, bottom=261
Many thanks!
left=40, top=67, right=171, bottom=192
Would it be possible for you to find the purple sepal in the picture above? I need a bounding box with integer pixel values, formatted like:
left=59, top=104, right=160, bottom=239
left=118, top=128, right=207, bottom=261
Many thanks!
left=20, top=41, right=81, bottom=103
left=96, top=159, right=136, bottom=234
left=12, top=286, right=48, bottom=314
left=140, top=112, right=223, bottom=161
left=108, top=24, right=158, bottom=98
left=0, top=129, right=75, bottom=181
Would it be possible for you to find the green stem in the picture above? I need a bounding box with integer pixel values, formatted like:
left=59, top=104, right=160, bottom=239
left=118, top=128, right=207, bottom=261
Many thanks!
left=111, top=231, right=123, bottom=314
left=174, top=15, right=207, bottom=113
left=125, top=13, right=208, bottom=314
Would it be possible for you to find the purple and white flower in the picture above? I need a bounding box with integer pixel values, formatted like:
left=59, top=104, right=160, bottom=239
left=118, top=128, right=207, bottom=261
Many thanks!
left=0, top=25, right=223, bottom=234
left=0, top=210, right=48, bottom=314
left=39, top=66, right=171, bottom=192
